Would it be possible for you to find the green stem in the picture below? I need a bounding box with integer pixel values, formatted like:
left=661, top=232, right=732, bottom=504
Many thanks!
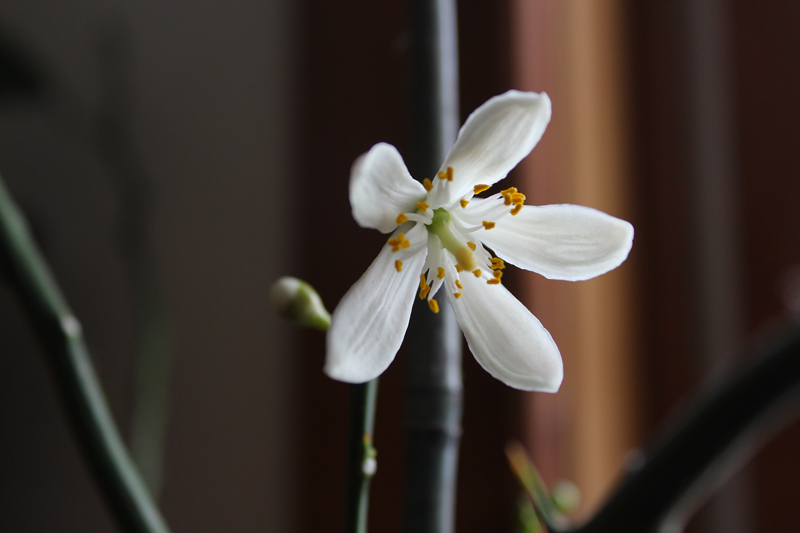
left=345, top=379, right=380, bottom=533
left=0, top=175, right=171, bottom=533
left=309, top=314, right=378, bottom=533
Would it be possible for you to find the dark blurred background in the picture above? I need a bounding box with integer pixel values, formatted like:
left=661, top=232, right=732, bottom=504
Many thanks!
left=0, top=1, right=798, bottom=532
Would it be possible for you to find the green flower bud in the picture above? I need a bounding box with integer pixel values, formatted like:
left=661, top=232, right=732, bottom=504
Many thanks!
left=270, top=276, right=331, bottom=331
left=551, top=480, right=581, bottom=515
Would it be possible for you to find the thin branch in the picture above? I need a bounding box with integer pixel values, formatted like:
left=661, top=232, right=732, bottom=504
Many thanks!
left=345, top=380, right=380, bottom=533
left=0, top=174, right=171, bottom=533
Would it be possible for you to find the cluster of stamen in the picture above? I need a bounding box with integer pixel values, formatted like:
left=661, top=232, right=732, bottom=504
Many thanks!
left=418, top=274, right=440, bottom=313
left=437, top=167, right=454, bottom=181
left=385, top=167, right=523, bottom=314
left=487, top=257, right=505, bottom=285
left=388, top=233, right=410, bottom=252
left=501, top=187, right=526, bottom=216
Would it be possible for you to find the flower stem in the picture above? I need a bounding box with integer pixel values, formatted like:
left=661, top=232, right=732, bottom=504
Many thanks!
left=291, top=298, right=376, bottom=533
left=405, top=0, right=463, bottom=531
left=345, top=379, right=379, bottom=533
left=0, top=174, right=171, bottom=533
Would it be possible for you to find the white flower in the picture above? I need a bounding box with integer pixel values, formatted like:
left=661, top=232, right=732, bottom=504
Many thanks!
left=324, top=90, right=633, bottom=392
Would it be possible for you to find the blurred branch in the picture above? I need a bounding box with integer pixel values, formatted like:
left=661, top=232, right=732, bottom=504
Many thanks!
left=0, top=173, right=171, bottom=533
left=0, top=19, right=175, bottom=497
left=0, top=28, right=43, bottom=101
left=542, top=321, right=800, bottom=533
left=95, top=21, right=174, bottom=499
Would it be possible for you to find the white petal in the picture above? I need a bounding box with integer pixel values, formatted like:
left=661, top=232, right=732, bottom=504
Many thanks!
left=480, top=204, right=634, bottom=281
left=447, top=272, right=563, bottom=392
left=325, top=238, right=427, bottom=383
left=350, top=143, right=428, bottom=233
left=439, top=91, right=551, bottom=202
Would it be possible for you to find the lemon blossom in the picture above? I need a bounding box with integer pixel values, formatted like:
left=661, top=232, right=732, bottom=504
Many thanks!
left=325, top=90, right=633, bottom=392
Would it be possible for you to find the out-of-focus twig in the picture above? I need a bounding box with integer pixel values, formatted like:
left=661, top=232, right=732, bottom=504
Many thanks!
left=0, top=174, right=171, bottom=533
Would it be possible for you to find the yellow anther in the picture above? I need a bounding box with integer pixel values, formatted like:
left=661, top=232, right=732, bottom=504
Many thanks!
left=493, top=269, right=503, bottom=279
left=388, top=232, right=411, bottom=252
left=467, top=242, right=476, bottom=251
left=511, top=204, right=523, bottom=216
left=460, top=199, right=469, bottom=208
left=423, top=178, right=433, bottom=192
left=419, top=274, right=427, bottom=289
left=455, top=279, right=463, bottom=289
left=417, top=201, right=429, bottom=212
left=501, top=187, right=518, bottom=205
left=511, top=192, right=526, bottom=204
left=396, top=213, right=408, bottom=225
left=437, top=267, right=445, bottom=279
left=487, top=278, right=501, bottom=285
left=455, top=265, right=463, bottom=272
left=490, top=257, right=506, bottom=270
left=446, top=166, right=454, bottom=181
left=473, top=184, right=490, bottom=194
left=420, top=283, right=430, bottom=299
left=454, top=292, right=462, bottom=299
left=428, top=299, right=440, bottom=313
left=482, top=221, right=495, bottom=230
left=395, top=260, right=403, bottom=272
left=438, top=170, right=448, bottom=180
left=473, top=269, right=482, bottom=277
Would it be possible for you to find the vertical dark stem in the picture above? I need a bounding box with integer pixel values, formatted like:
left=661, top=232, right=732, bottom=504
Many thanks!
left=0, top=175, right=171, bottom=533
left=405, top=0, right=463, bottom=532
left=345, top=380, right=379, bottom=533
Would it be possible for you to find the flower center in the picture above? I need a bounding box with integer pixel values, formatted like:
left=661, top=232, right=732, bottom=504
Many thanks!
left=426, top=208, right=478, bottom=271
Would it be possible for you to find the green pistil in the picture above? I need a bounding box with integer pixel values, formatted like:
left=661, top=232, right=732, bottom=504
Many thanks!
left=426, top=208, right=477, bottom=271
